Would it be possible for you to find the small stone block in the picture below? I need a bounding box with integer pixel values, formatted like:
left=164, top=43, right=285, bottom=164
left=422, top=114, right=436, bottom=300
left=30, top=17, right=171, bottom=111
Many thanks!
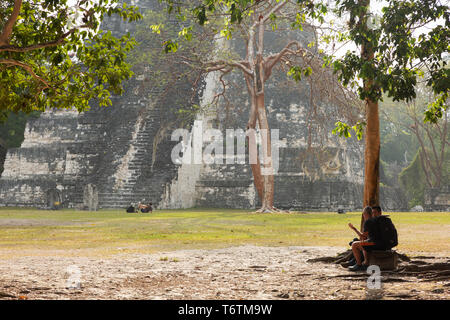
left=368, top=250, right=398, bottom=271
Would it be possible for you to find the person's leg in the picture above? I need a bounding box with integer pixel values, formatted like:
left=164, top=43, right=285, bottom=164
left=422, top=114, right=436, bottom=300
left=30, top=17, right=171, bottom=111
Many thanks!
left=362, top=249, right=369, bottom=265
left=360, top=243, right=377, bottom=265
left=349, top=242, right=369, bottom=271
left=351, top=242, right=363, bottom=265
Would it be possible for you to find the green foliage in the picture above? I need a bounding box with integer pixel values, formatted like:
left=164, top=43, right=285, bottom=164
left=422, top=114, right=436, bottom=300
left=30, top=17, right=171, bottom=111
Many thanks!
left=332, top=121, right=365, bottom=140
left=287, top=65, right=312, bottom=82
left=0, top=110, right=41, bottom=149
left=158, top=0, right=448, bottom=133
left=425, top=91, right=449, bottom=124
left=0, top=0, right=142, bottom=119
left=380, top=128, right=416, bottom=164
left=159, top=0, right=322, bottom=44
left=399, top=147, right=450, bottom=208
left=378, top=83, right=449, bottom=201
left=333, top=0, right=449, bottom=123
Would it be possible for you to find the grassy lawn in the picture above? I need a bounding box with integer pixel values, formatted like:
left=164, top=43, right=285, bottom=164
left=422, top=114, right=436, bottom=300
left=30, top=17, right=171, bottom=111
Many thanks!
left=0, top=208, right=448, bottom=258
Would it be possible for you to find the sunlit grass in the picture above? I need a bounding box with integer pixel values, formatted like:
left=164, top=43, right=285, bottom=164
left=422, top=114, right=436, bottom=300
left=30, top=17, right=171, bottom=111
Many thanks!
left=0, top=208, right=448, bottom=258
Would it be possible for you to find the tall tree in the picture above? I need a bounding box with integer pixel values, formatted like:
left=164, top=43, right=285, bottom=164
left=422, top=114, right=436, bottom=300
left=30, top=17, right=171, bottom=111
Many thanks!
left=408, top=106, right=448, bottom=190
left=156, top=0, right=357, bottom=212
left=160, top=0, right=448, bottom=210
left=332, top=0, right=449, bottom=207
left=380, top=84, right=449, bottom=207
left=0, top=0, right=142, bottom=121
left=390, top=85, right=449, bottom=190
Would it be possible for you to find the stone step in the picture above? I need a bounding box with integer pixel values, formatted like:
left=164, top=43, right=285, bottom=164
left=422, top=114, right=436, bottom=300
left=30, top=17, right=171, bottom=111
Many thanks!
left=98, top=192, right=151, bottom=198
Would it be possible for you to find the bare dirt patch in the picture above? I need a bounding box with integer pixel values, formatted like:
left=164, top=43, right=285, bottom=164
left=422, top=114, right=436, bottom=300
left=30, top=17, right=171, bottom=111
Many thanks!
left=0, top=245, right=448, bottom=300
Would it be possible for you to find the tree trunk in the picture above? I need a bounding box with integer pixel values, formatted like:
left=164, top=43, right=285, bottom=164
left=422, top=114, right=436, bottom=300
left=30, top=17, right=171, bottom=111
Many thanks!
left=363, top=98, right=380, bottom=207
left=250, top=156, right=264, bottom=201
left=256, top=92, right=275, bottom=211
left=248, top=122, right=264, bottom=202
left=360, top=0, right=380, bottom=208
left=246, top=84, right=264, bottom=202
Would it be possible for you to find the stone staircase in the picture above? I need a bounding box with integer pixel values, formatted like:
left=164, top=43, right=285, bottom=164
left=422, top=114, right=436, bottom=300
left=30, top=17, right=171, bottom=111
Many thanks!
left=94, top=106, right=179, bottom=209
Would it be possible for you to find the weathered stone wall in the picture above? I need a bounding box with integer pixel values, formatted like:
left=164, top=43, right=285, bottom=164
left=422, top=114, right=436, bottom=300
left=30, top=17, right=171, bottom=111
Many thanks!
left=0, top=108, right=104, bottom=207
left=380, top=186, right=408, bottom=211
left=0, top=0, right=377, bottom=211
left=0, top=76, right=185, bottom=209
left=0, top=143, right=6, bottom=177
left=0, top=0, right=192, bottom=209
left=425, top=186, right=450, bottom=211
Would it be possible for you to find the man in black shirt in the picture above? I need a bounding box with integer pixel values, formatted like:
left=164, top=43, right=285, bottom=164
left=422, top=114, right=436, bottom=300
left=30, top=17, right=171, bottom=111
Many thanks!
left=349, top=207, right=387, bottom=271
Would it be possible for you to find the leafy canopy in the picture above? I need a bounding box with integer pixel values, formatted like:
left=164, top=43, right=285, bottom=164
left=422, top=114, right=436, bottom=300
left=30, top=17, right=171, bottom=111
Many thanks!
left=156, top=0, right=322, bottom=51
left=0, top=0, right=142, bottom=122
left=158, top=0, right=448, bottom=141
left=332, top=0, right=449, bottom=125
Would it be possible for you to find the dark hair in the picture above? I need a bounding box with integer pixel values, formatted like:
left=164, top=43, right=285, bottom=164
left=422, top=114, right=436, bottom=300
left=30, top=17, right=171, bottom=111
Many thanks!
left=371, top=206, right=382, bottom=213
left=363, top=206, right=373, bottom=216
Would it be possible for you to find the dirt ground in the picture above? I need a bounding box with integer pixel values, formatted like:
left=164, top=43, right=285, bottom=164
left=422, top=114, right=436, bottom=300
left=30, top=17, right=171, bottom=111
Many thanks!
left=0, top=245, right=448, bottom=300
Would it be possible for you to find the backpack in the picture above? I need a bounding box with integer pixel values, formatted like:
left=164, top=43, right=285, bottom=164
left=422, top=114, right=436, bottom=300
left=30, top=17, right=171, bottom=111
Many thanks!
left=126, top=205, right=135, bottom=213
left=374, top=215, right=398, bottom=249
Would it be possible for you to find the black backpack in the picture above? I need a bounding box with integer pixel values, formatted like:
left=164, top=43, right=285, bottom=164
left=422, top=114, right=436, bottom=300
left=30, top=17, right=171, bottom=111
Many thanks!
left=374, top=215, right=398, bottom=249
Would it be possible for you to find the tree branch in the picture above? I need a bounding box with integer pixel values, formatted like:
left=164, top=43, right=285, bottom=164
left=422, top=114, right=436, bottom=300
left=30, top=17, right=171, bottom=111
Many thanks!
left=0, top=0, right=22, bottom=46
left=261, top=0, right=288, bottom=24
left=0, top=58, right=51, bottom=89
left=264, top=41, right=308, bottom=80
left=0, top=26, right=86, bottom=53
left=204, top=59, right=253, bottom=76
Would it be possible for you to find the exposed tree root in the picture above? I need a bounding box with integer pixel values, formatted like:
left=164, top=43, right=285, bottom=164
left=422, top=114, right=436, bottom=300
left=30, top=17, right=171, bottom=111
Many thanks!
left=325, top=274, right=412, bottom=283
left=308, top=249, right=449, bottom=283
left=307, top=250, right=412, bottom=265
left=399, top=263, right=450, bottom=272
left=397, top=253, right=411, bottom=262
left=253, top=206, right=287, bottom=214
left=307, top=250, right=352, bottom=263
left=307, top=256, right=341, bottom=263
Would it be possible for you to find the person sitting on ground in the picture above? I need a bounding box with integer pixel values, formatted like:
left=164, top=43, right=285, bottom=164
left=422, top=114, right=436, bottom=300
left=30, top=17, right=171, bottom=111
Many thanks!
left=126, top=203, right=136, bottom=213
left=138, top=201, right=153, bottom=213
left=341, top=207, right=372, bottom=267
left=349, top=206, right=388, bottom=271
left=143, top=202, right=153, bottom=213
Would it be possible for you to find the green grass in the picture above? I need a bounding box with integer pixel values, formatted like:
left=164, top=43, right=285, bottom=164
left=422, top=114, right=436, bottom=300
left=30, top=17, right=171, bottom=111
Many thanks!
left=0, top=208, right=448, bottom=257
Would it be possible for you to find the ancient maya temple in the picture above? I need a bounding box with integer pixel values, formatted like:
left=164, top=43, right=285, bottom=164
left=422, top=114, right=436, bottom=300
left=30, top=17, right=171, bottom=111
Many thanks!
left=0, top=0, right=374, bottom=211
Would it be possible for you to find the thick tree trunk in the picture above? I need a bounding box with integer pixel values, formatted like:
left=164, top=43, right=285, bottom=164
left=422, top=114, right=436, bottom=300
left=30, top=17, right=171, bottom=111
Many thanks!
left=246, top=91, right=274, bottom=211
left=250, top=156, right=264, bottom=201
left=246, top=89, right=277, bottom=212
left=256, top=93, right=275, bottom=211
left=247, top=123, right=264, bottom=202
left=359, top=0, right=380, bottom=208
left=363, top=99, right=380, bottom=207
left=246, top=85, right=264, bottom=202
